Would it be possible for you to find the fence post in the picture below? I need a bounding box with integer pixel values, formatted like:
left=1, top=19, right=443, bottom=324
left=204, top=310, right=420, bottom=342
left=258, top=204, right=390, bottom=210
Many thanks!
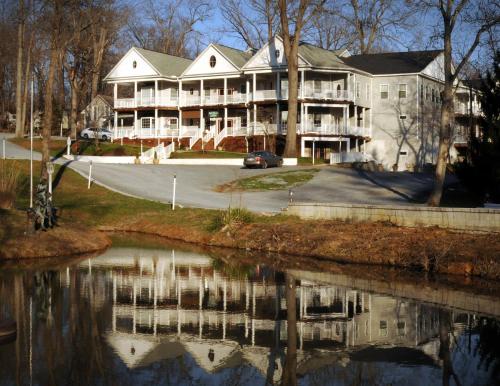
left=172, top=174, right=177, bottom=210
left=88, top=160, right=93, bottom=189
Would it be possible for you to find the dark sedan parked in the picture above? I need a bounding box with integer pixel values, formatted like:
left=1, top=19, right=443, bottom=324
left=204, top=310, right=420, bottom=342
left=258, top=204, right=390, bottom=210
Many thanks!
left=244, top=151, right=283, bottom=169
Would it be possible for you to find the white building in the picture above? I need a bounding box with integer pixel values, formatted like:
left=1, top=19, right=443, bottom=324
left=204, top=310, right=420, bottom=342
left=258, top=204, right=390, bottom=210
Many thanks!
left=105, top=37, right=481, bottom=170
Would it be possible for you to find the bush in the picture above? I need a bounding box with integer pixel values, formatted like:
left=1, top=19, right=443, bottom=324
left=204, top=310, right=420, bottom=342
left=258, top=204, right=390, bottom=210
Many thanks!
left=209, top=206, right=254, bottom=232
left=0, top=160, right=21, bottom=209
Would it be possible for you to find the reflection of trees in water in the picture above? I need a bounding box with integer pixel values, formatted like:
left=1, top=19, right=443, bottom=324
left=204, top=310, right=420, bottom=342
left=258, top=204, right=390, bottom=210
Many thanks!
left=475, top=318, right=500, bottom=380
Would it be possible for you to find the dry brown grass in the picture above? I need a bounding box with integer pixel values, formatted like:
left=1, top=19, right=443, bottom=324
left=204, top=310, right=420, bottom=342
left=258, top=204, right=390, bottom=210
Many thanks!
left=0, top=160, right=22, bottom=209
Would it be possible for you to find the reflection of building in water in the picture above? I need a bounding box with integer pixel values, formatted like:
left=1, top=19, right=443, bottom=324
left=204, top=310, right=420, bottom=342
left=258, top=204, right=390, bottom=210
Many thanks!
left=73, top=248, right=468, bottom=379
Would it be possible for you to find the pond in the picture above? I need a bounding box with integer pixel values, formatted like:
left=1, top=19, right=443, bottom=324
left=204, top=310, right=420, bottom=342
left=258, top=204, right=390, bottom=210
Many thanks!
left=0, top=236, right=499, bottom=385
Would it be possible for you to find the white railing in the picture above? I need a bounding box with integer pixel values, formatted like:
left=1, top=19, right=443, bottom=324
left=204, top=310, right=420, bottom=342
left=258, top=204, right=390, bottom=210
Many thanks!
left=303, top=87, right=353, bottom=101
left=203, top=94, right=225, bottom=105
left=180, top=93, right=201, bottom=106
left=157, top=125, right=179, bottom=138
left=226, top=93, right=246, bottom=104
left=254, top=90, right=278, bottom=101
left=214, top=127, right=228, bottom=148
left=115, top=98, right=135, bottom=108
left=181, top=126, right=200, bottom=138
left=189, top=128, right=203, bottom=148
left=232, top=126, right=248, bottom=136
left=136, top=127, right=156, bottom=138
left=300, top=124, right=369, bottom=137
left=114, top=126, right=135, bottom=139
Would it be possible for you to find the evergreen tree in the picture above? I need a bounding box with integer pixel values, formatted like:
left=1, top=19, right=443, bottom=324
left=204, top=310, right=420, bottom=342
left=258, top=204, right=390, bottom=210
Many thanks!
left=462, top=52, right=500, bottom=203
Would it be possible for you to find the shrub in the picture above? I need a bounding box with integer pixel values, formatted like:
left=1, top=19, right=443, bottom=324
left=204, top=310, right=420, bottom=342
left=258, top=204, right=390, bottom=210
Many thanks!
left=209, top=206, right=254, bottom=232
left=0, top=160, right=21, bottom=209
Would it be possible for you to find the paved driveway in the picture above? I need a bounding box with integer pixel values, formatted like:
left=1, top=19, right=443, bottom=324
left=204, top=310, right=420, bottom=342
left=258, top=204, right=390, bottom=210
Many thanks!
left=1, top=133, right=435, bottom=212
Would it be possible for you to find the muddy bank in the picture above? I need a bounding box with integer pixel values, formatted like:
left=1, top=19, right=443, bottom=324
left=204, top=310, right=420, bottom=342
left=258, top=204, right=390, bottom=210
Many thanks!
left=100, top=218, right=500, bottom=281
left=0, top=210, right=112, bottom=260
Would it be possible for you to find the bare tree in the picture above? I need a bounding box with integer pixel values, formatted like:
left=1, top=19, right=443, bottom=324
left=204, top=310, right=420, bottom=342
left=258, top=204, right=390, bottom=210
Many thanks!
left=425, top=0, right=499, bottom=206
left=219, top=0, right=279, bottom=49
left=127, top=0, right=210, bottom=58
left=15, top=0, right=25, bottom=137
left=279, top=0, right=325, bottom=158
left=330, top=0, right=419, bottom=54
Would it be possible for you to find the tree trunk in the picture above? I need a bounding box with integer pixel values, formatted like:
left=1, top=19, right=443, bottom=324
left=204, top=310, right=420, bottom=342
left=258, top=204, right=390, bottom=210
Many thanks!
left=284, top=47, right=298, bottom=157
left=41, top=43, right=59, bottom=181
left=282, top=272, right=297, bottom=386
left=21, top=32, right=33, bottom=134
left=427, top=20, right=454, bottom=207
left=70, top=77, right=79, bottom=138
left=15, top=0, right=24, bottom=138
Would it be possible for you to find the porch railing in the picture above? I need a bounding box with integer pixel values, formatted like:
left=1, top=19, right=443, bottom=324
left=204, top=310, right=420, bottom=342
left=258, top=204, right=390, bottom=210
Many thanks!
left=214, top=127, right=228, bottom=148
left=180, top=93, right=201, bottom=106
left=203, top=94, right=225, bottom=105
left=226, top=93, right=246, bottom=104
left=189, top=128, right=203, bottom=148
left=254, top=89, right=278, bottom=101
left=303, top=87, right=353, bottom=101
left=115, top=98, right=135, bottom=109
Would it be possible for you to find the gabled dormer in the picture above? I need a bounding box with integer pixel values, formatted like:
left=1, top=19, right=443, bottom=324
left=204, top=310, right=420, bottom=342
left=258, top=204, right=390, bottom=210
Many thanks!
left=104, top=47, right=192, bottom=82
left=181, top=44, right=252, bottom=79
left=243, top=36, right=309, bottom=71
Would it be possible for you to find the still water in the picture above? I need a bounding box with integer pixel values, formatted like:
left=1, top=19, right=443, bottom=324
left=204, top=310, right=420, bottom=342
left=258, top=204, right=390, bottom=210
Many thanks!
left=0, top=238, right=499, bottom=386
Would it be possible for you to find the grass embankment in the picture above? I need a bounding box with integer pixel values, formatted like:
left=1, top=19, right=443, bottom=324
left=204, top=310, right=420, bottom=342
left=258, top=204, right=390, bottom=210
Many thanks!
left=170, top=150, right=246, bottom=159
left=216, top=169, right=320, bottom=192
left=9, top=138, right=147, bottom=157
left=2, top=159, right=500, bottom=280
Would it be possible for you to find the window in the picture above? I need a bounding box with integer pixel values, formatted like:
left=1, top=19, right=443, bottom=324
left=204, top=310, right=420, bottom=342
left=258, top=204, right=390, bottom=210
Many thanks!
left=398, top=84, right=407, bottom=99
left=337, top=84, right=342, bottom=97
left=189, top=88, right=194, bottom=95
left=397, top=321, right=406, bottom=336
left=132, top=60, right=137, bottom=69
left=426, top=85, right=430, bottom=100
left=314, top=80, right=321, bottom=94
left=209, top=55, right=216, bottom=68
left=399, top=115, right=407, bottom=120
left=313, top=113, right=321, bottom=127
left=431, top=89, right=435, bottom=103
left=420, top=84, right=424, bottom=100
left=356, top=82, right=360, bottom=98
left=218, top=88, right=224, bottom=96
left=379, top=320, right=388, bottom=337
left=240, top=84, right=246, bottom=94
left=380, top=84, right=388, bottom=99
left=275, top=49, right=280, bottom=58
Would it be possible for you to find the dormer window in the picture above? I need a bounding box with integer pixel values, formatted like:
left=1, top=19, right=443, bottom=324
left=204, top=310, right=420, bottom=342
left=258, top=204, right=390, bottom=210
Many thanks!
left=209, top=55, right=216, bottom=68
left=275, top=49, right=280, bottom=58
left=132, top=60, right=137, bottom=69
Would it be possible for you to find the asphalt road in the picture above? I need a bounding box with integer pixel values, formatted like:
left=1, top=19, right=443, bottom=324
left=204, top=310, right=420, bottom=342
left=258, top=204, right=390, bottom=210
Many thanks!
left=1, top=133, right=434, bottom=212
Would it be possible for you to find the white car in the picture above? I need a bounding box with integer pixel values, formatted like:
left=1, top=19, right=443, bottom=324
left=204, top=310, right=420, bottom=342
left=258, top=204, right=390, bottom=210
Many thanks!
left=80, top=128, right=112, bottom=141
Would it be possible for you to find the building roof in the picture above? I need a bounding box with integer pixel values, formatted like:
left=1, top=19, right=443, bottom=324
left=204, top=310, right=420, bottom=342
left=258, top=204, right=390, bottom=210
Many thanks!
left=298, top=43, right=355, bottom=70
left=134, top=47, right=193, bottom=77
left=213, top=44, right=253, bottom=68
left=343, top=50, right=443, bottom=75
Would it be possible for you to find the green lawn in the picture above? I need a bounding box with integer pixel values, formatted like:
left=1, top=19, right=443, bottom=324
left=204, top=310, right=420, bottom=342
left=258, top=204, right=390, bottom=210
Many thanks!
left=9, top=138, right=148, bottom=157
left=171, top=150, right=246, bottom=159
left=216, top=169, right=320, bottom=192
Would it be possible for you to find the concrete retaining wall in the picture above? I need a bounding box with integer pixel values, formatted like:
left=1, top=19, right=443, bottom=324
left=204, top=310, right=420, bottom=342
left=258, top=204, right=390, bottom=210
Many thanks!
left=63, top=154, right=298, bottom=166
left=288, top=202, right=500, bottom=233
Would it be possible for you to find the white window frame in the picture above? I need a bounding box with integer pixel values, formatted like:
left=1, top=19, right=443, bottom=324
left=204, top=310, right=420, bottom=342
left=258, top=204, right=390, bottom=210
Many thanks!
left=380, top=84, right=389, bottom=99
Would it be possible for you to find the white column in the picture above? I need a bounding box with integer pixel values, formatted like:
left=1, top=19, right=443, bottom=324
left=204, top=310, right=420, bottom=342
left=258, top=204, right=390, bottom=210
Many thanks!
left=113, top=83, right=117, bottom=105
left=224, top=107, right=228, bottom=135
left=246, top=108, right=250, bottom=135
left=305, top=105, right=308, bottom=132
left=301, top=70, right=305, bottom=98
left=200, top=79, right=204, bottom=106
left=200, top=108, right=204, bottom=131
left=179, top=109, right=183, bottom=137
left=155, top=80, right=158, bottom=106
left=224, top=77, right=227, bottom=105
left=246, top=79, right=250, bottom=103
left=276, top=72, right=281, bottom=99
left=134, top=110, right=138, bottom=136
left=134, top=81, right=138, bottom=107
left=154, top=109, right=158, bottom=137
left=253, top=73, right=256, bottom=99
left=178, top=80, right=183, bottom=106
left=253, top=104, right=257, bottom=132
left=114, top=111, right=118, bottom=134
